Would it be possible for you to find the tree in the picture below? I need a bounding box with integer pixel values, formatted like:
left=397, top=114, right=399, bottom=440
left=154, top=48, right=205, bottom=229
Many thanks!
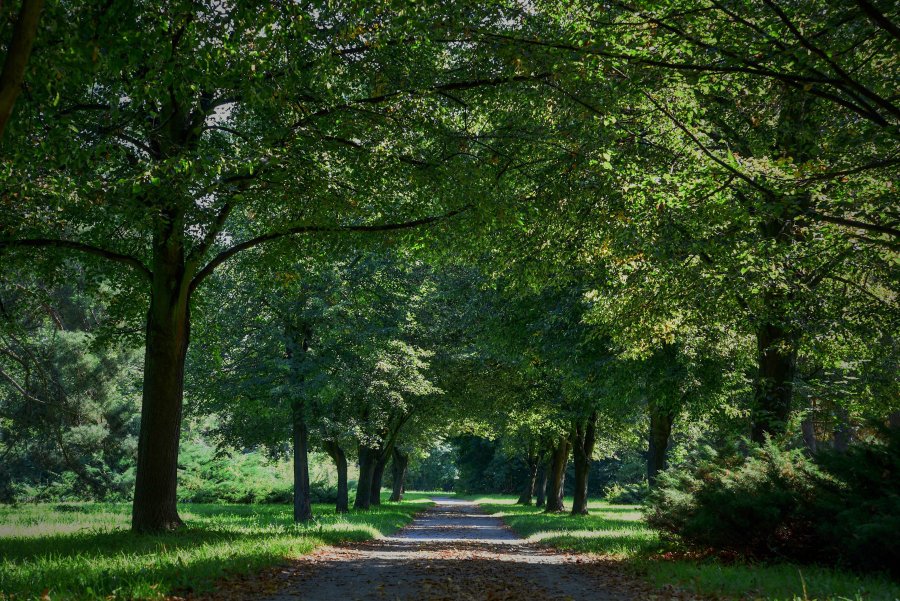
left=0, top=1, right=543, bottom=531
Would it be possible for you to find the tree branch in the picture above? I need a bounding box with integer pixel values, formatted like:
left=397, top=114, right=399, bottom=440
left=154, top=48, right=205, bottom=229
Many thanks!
left=0, top=238, right=152, bottom=281
left=806, top=211, right=900, bottom=239
left=854, top=0, right=900, bottom=42
left=190, top=205, right=471, bottom=292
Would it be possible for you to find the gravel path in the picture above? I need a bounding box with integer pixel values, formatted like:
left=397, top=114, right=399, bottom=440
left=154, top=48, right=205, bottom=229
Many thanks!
left=256, top=497, right=641, bottom=601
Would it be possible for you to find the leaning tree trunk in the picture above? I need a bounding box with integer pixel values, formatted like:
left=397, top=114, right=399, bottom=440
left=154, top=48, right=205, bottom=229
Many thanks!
left=516, top=452, right=539, bottom=505
left=389, top=448, right=409, bottom=502
left=324, top=441, right=349, bottom=514
left=571, top=413, right=598, bottom=515
left=354, top=445, right=377, bottom=510
left=131, top=232, right=191, bottom=533
left=370, top=452, right=388, bottom=506
left=535, top=460, right=548, bottom=508
left=545, top=435, right=570, bottom=513
left=648, top=402, right=676, bottom=487
left=291, top=399, right=313, bottom=522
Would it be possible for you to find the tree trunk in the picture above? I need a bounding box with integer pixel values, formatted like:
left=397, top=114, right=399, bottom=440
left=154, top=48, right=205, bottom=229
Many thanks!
left=889, top=411, right=900, bottom=430
left=131, top=237, right=191, bottom=533
left=801, top=411, right=818, bottom=454
left=324, top=441, right=349, bottom=514
left=354, top=445, right=376, bottom=510
left=389, top=448, right=409, bottom=502
left=535, top=460, right=548, bottom=508
left=516, top=452, right=539, bottom=505
left=749, top=89, right=809, bottom=445
left=833, top=406, right=853, bottom=453
left=571, top=413, right=598, bottom=515
left=545, top=435, right=570, bottom=513
left=291, top=399, right=313, bottom=522
left=0, top=0, right=44, bottom=139
left=648, top=402, right=676, bottom=487
left=370, top=453, right=387, bottom=506
left=751, top=322, right=797, bottom=443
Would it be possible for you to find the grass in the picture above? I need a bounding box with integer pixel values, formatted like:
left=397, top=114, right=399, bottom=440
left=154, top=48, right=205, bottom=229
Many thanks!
left=0, top=494, right=431, bottom=601
left=466, top=494, right=900, bottom=601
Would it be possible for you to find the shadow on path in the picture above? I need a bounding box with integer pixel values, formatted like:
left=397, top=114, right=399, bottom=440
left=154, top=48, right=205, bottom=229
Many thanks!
left=217, top=497, right=656, bottom=601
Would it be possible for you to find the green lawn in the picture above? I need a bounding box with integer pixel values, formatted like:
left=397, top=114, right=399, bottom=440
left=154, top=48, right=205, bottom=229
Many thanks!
left=0, top=495, right=431, bottom=601
left=468, top=495, right=900, bottom=601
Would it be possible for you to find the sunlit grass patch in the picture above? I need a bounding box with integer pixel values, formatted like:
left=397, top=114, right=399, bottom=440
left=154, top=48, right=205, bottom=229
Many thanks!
left=0, top=497, right=430, bottom=600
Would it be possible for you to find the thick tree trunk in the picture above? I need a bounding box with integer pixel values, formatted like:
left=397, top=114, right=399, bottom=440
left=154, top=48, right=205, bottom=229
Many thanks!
left=0, top=0, right=44, bottom=139
left=648, top=402, right=676, bottom=487
left=751, top=322, right=797, bottom=443
left=571, top=413, right=598, bottom=515
left=354, top=445, right=376, bottom=510
left=131, top=239, right=191, bottom=533
left=291, top=399, right=313, bottom=522
left=324, top=441, right=349, bottom=514
left=545, top=435, right=570, bottom=513
left=516, top=452, right=539, bottom=505
left=535, top=460, right=548, bottom=508
left=370, top=453, right=387, bottom=506
left=389, top=448, right=408, bottom=502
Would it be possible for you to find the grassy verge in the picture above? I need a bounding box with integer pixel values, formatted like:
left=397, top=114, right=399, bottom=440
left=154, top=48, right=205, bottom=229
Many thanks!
left=467, top=495, right=900, bottom=601
left=0, top=495, right=430, bottom=601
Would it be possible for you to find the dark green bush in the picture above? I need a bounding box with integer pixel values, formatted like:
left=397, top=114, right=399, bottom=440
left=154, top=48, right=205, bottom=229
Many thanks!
left=646, top=432, right=900, bottom=576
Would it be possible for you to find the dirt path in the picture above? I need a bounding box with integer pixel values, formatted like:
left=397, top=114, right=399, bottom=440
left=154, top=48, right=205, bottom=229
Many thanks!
left=253, top=497, right=646, bottom=601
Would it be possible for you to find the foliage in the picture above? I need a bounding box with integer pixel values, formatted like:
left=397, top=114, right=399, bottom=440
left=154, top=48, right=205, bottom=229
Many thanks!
left=176, top=442, right=337, bottom=505
left=404, top=443, right=457, bottom=492
left=604, top=482, right=649, bottom=505
left=647, top=434, right=900, bottom=576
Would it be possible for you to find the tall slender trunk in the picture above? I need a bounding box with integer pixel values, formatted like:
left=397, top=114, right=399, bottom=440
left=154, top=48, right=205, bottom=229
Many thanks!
left=535, top=460, right=548, bottom=508
left=131, top=229, right=191, bottom=533
left=516, top=452, right=539, bottom=505
left=545, top=435, right=570, bottom=513
left=751, top=321, right=797, bottom=443
left=648, top=402, right=676, bottom=487
left=370, top=453, right=387, bottom=506
left=571, top=412, right=598, bottom=515
left=291, top=399, right=313, bottom=522
left=354, top=445, right=376, bottom=510
left=389, top=448, right=408, bottom=502
left=324, top=441, right=349, bottom=514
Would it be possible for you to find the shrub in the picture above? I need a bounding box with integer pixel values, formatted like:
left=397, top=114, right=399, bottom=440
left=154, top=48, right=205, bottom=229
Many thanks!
left=604, top=481, right=649, bottom=504
left=646, top=432, right=900, bottom=576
